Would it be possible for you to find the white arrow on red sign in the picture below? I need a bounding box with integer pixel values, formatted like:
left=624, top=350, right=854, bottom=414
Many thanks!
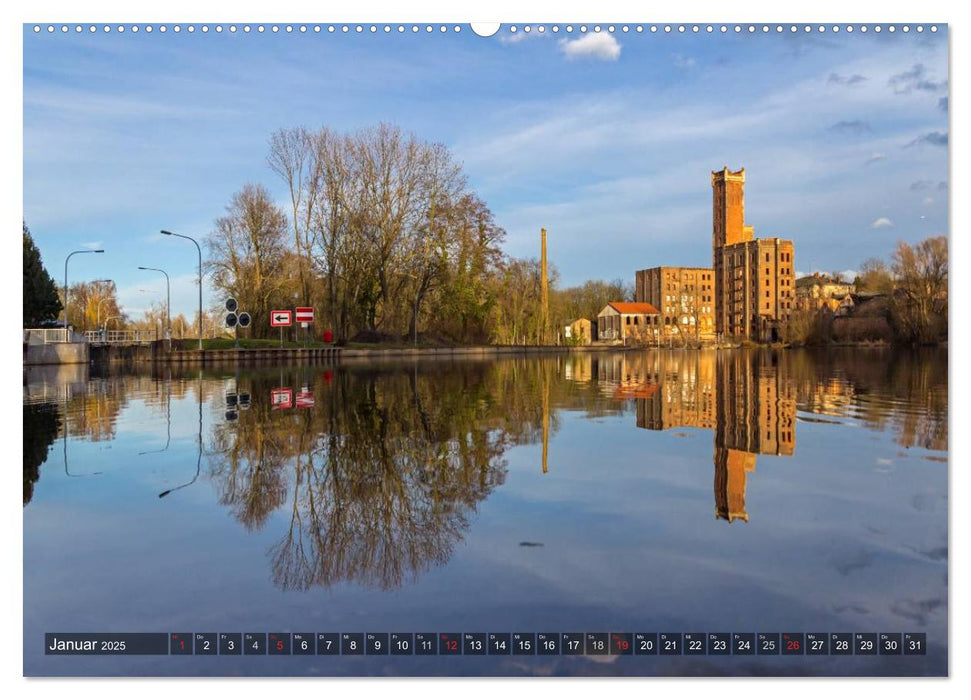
left=270, top=310, right=292, bottom=327
left=271, top=387, right=293, bottom=410
left=295, top=306, right=314, bottom=324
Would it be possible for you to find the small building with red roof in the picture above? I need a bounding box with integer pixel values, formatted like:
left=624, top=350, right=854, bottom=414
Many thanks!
left=596, top=301, right=660, bottom=344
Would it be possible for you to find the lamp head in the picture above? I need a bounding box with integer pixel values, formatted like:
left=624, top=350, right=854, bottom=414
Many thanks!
left=160, top=230, right=173, bottom=236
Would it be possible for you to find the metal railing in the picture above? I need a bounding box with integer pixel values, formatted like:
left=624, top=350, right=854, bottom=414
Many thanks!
left=23, top=328, right=72, bottom=344
left=84, top=329, right=159, bottom=345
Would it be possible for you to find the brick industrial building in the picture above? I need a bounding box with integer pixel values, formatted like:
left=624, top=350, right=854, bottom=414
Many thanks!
left=632, top=167, right=794, bottom=345
left=711, top=167, right=795, bottom=342
left=634, top=266, right=716, bottom=341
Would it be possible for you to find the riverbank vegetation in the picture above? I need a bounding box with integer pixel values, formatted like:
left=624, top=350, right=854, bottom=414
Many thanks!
left=785, top=235, right=947, bottom=346
left=203, top=123, right=630, bottom=347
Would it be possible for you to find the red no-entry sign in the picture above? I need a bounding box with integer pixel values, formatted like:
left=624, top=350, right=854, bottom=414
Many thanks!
left=295, top=306, right=314, bottom=324
left=296, top=388, right=315, bottom=409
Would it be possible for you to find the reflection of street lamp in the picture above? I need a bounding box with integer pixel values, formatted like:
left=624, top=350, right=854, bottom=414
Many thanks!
left=138, top=266, right=170, bottom=339
left=159, top=370, right=203, bottom=498
left=63, top=249, right=104, bottom=327
left=139, top=379, right=171, bottom=455
left=160, top=230, right=203, bottom=351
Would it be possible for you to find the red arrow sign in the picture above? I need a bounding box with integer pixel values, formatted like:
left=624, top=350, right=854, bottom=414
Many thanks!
left=295, top=306, right=314, bottom=323
left=270, top=310, right=292, bottom=327
left=271, top=388, right=292, bottom=410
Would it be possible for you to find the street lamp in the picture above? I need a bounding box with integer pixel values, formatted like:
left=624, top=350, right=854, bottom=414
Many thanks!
left=63, top=249, right=104, bottom=329
left=138, top=266, right=170, bottom=339
left=160, top=230, right=203, bottom=351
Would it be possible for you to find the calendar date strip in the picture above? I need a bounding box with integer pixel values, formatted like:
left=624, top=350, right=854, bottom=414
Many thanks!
left=45, top=632, right=927, bottom=656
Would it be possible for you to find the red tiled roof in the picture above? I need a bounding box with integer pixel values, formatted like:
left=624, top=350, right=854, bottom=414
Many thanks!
left=607, top=301, right=659, bottom=315
left=612, top=383, right=660, bottom=400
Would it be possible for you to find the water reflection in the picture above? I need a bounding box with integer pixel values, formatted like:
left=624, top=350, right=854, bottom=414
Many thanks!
left=23, top=403, right=60, bottom=505
left=23, top=348, right=947, bottom=593
left=600, top=351, right=796, bottom=523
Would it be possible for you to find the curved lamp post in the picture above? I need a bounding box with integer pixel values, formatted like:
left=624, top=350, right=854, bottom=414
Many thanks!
left=138, top=266, right=171, bottom=339
left=160, top=230, right=202, bottom=350
left=64, top=249, right=104, bottom=328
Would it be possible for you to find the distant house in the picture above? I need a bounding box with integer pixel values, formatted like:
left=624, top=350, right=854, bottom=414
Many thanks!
left=795, top=273, right=855, bottom=311
left=597, top=302, right=660, bottom=343
left=565, top=318, right=593, bottom=345
left=835, top=294, right=855, bottom=317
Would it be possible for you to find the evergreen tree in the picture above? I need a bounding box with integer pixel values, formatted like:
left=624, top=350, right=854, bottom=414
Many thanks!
left=23, top=222, right=62, bottom=327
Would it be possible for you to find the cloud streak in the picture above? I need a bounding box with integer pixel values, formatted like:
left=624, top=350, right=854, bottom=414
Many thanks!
left=828, top=120, right=872, bottom=136
left=905, top=131, right=948, bottom=148
left=888, top=63, right=947, bottom=94
left=828, top=72, right=867, bottom=86
left=870, top=217, right=894, bottom=229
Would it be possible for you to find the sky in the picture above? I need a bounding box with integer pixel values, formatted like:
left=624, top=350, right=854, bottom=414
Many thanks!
left=23, top=22, right=949, bottom=322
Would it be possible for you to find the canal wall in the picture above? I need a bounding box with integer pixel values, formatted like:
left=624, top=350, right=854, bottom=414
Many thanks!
left=23, top=342, right=88, bottom=366
left=27, top=341, right=739, bottom=368
left=162, top=346, right=342, bottom=365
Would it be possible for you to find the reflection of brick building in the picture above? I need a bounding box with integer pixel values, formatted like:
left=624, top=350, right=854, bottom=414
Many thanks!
left=712, top=168, right=795, bottom=342
left=626, top=350, right=795, bottom=523
left=715, top=351, right=795, bottom=457
left=714, top=447, right=756, bottom=523
left=635, top=266, right=716, bottom=340
left=635, top=351, right=716, bottom=430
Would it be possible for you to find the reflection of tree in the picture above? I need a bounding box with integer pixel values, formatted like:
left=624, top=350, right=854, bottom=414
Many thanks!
left=790, top=347, right=947, bottom=451
left=23, top=403, right=61, bottom=506
left=207, top=360, right=584, bottom=591
left=60, top=379, right=129, bottom=443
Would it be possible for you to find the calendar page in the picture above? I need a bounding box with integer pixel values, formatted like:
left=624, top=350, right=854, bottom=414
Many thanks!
left=21, top=13, right=949, bottom=681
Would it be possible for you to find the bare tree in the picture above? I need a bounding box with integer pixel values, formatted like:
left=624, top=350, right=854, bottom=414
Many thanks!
left=206, top=184, right=289, bottom=338
left=890, top=235, right=947, bottom=344
left=268, top=127, right=325, bottom=306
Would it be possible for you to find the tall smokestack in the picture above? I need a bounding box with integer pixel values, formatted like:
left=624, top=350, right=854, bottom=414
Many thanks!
left=541, top=227, right=549, bottom=344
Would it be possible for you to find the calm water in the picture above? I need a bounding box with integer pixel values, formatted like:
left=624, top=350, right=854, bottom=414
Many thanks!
left=23, top=349, right=947, bottom=676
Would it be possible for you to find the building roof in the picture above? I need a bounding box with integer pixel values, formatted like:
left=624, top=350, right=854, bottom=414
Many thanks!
left=606, top=301, right=659, bottom=315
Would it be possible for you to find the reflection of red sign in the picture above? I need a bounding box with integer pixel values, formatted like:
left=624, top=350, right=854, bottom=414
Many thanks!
left=270, top=310, right=292, bottom=327
left=295, top=306, right=314, bottom=323
left=271, top=387, right=292, bottom=410
left=296, top=389, right=315, bottom=409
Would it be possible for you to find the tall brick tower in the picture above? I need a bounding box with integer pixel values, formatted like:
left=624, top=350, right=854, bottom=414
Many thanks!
left=711, top=167, right=749, bottom=249
left=712, top=167, right=753, bottom=337
left=711, top=167, right=794, bottom=341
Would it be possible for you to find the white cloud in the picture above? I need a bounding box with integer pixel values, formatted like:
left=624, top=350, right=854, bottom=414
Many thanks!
left=558, top=33, right=621, bottom=61
left=81, top=241, right=104, bottom=250
left=865, top=153, right=885, bottom=165
left=870, top=217, right=894, bottom=229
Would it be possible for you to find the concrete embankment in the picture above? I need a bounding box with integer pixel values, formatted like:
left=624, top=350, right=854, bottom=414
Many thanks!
left=29, top=341, right=735, bottom=368
left=23, top=342, right=88, bottom=366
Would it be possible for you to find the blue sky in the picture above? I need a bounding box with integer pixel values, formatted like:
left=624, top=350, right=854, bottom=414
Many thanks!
left=23, top=23, right=948, bottom=321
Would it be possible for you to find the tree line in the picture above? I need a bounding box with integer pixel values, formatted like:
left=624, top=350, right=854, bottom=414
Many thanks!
left=787, top=235, right=947, bottom=345
left=206, top=123, right=627, bottom=345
